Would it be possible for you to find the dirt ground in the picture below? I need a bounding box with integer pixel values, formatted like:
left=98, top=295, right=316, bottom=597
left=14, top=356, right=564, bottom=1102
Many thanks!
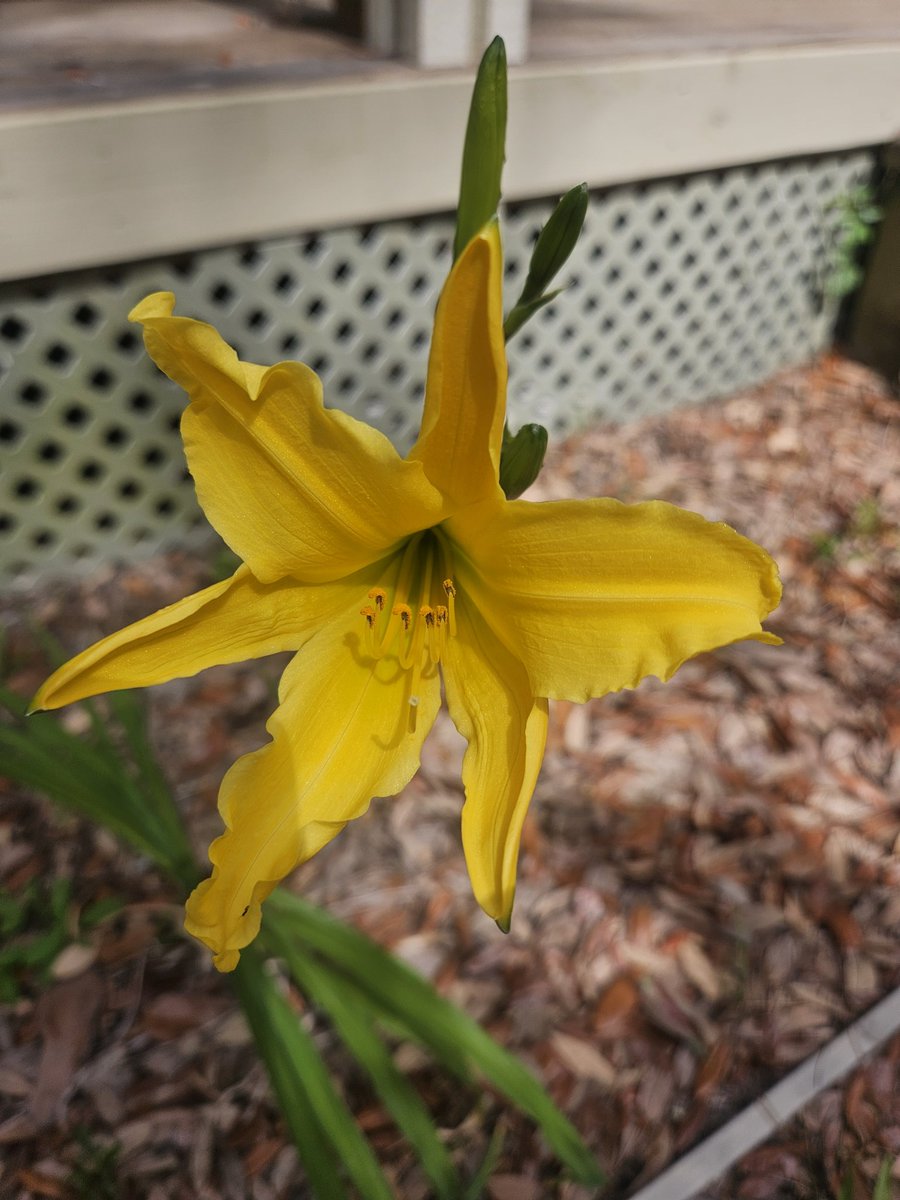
left=1, top=353, right=899, bottom=1199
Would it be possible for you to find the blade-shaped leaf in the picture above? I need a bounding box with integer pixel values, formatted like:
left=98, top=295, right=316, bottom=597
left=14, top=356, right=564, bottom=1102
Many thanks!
left=873, top=1158, right=894, bottom=1200
left=463, top=1121, right=506, bottom=1200
left=232, top=948, right=396, bottom=1200
left=0, top=718, right=165, bottom=866
left=103, top=689, right=198, bottom=889
left=231, top=950, right=351, bottom=1200
left=265, top=892, right=603, bottom=1187
left=1, top=685, right=197, bottom=890
left=266, top=894, right=470, bottom=1077
left=271, top=930, right=461, bottom=1200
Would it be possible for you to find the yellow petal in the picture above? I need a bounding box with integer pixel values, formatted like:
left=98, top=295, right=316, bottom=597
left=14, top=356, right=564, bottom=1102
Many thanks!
left=129, top=291, right=268, bottom=404
left=31, top=562, right=381, bottom=711
left=442, top=594, right=548, bottom=928
left=408, top=224, right=507, bottom=507
left=131, top=293, right=445, bottom=583
left=449, top=498, right=782, bottom=703
left=184, top=598, right=441, bottom=971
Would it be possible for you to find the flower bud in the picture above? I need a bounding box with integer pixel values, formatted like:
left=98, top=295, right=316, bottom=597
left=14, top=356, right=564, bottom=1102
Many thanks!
left=454, top=37, right=507, bottom=261
left=499, top=423, right=549, bottom=499
left=504, top=184, right=588, bottom=341
left=521, top=183, right=588, bottom=305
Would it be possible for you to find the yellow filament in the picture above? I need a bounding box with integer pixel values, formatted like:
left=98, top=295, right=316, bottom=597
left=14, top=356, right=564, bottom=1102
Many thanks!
left=442, top=579, right=457, bottom=636
left=424, top=607, right=440, bottom=664
left=360, top=538, right=457, bottom=725
left=369, top=537, right=422, bottom=658
left=404, top=607, right=431, bottom=732
left=431, top=605, right=448, bottom=663
left=360, top=605, right=377, bottom=654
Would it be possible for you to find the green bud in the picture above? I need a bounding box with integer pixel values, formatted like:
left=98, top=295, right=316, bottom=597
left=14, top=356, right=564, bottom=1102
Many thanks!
left=499, top=422, right=549, bottom=499
left=521, top=183, right=588, bottom=304
left=454, top=37, right=507, bottom=262
left=503, top=183, right=588, bottom=342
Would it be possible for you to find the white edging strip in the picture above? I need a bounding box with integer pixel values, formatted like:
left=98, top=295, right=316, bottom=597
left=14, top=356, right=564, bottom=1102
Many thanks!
left=629, top=986, right=900, bottom=1200
left=0, top=42, right=899, bottom=281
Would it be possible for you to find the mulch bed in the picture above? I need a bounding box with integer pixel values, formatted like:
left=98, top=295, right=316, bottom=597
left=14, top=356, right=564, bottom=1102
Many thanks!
left=1, top=353, right=898, bottom=1199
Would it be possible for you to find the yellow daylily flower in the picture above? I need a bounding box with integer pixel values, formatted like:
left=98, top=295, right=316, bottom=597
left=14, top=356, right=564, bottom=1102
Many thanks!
left=33, top=223, right=781, bottom=971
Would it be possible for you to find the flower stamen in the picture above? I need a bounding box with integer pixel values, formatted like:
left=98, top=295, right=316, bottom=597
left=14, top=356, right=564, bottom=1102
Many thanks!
left=442, top=579, right=457, bottom=636
left=360, top=604, right=377, bottom=654
left=394, top=604, right=412, bottom=634
left=360, top=539, right=459, bottom=732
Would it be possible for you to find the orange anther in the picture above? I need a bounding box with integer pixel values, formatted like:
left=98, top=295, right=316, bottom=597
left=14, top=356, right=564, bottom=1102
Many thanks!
left=393, top=604, right=412, bottom=631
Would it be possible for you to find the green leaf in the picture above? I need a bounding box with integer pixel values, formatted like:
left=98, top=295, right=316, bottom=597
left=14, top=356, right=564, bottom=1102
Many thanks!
left=0, top=971, right=20, bottom=1004
left=463, top=1121, right=506, bottom=1200
left=825, top=265, right=863, bottom=298
left=50, top=877, right=72, bottom=924
left=0, top=686, right=197, bottom=891
left=265, top=893, right=603, bottom=1187
left=21, top=926, right=68, bottom=974
left=229, top=956, right=349, bottom=1200
left=857, top=204, right=882, bottom=225
left=0, top=718, right=164, bottom=865
left=80, top=897, right=125, bottom=930
left=499, top=423, right=549, bottom=499
left=232, top=947, right=393, bottom=1200
left=454, top=37, right=507, bottom=261
left=0, top=891, right=28, bottom=937
left=266, top=894, right=470, bottom=1077
left=103, top=690, right=198, bottom=888
left=872, top=1157, right=894, bottom=1200
left=272, top=932, right=461, bottom=1200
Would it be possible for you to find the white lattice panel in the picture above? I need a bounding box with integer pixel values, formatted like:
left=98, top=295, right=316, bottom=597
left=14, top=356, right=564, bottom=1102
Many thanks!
left=0, top=149, right=874, bottom=586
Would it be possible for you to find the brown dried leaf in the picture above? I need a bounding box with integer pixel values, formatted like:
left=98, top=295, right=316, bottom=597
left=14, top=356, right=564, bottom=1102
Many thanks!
left=676, top=938, right=721, bottom=1001
left=635, top=1063, right=676, bottom=1125
left=488, top=1175, right=542, bottom=1200
left=695, top=1041, right=734, bottom=1099
left=550, top=1032, right=617, bottom=1088
left=593, top=976, right=640, bottom=1037
left=14, top=1168, right=68, bottom=1199
left=826, top=908, right=864, bottom=949
left=31, top=970, right=104, bottom=1127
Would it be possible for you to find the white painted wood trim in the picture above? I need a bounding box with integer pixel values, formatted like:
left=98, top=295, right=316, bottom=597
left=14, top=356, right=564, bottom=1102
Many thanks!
left=479, top=0, right=531, bottom=65
left=364, top=0, right=531, bottom=64
left=397, top=0, right=477, bottom=68
left=1, top=42, right=897, bottom=282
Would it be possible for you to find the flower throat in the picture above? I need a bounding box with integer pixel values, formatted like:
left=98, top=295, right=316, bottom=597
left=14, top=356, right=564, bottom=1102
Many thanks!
left=360, top=533, right=456, bottom=731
